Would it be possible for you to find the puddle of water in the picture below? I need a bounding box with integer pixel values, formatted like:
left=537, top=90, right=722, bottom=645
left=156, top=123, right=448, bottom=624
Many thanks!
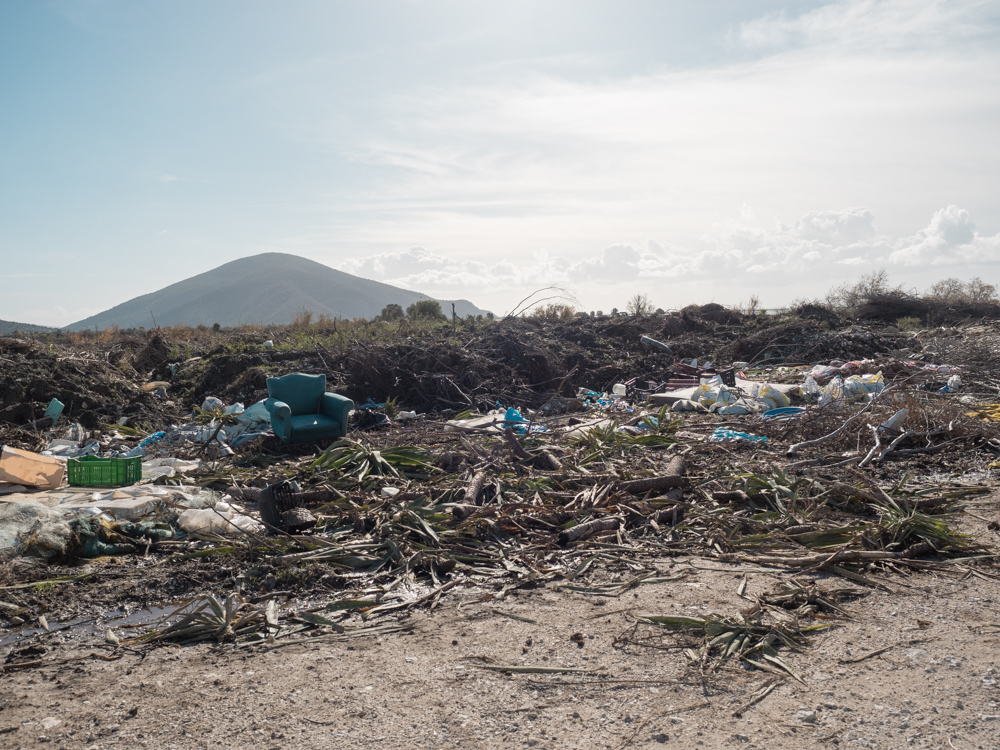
left=1, top=605, right=176, bottom=648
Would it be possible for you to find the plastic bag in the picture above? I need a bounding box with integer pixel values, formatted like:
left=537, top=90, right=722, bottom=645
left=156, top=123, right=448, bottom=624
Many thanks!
left=938, top=374, right=961, bottom=393
left=177, top=501, right=263, bottom=536
left=819, top=372, right=883, bottom=405
left=238, top=400, right=271, bottom=425
left=818, top=376, right=844, bottom=406
left=799, top=375, right=821, bottom=402
left=0, top=502, right=73, bottom=560
left=751, top=384, right=791, bottom=410
left=708, top=428, right=767, bottom=444
left=809, top=365, right=837, bottom=379
left=697, top=375, right=737, bottom=408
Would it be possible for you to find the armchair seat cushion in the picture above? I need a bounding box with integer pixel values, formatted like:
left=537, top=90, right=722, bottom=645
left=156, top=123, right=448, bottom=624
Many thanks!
left=288, top=414, right=341, bottom=441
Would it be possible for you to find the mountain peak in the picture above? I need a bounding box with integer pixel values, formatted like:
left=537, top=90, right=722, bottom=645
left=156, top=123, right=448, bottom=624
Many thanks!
left=66, top=254, right=488, bottom=330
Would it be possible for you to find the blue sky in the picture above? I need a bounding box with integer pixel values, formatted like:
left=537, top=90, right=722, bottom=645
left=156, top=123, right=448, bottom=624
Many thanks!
left=2, top=0, right=999, bottom=325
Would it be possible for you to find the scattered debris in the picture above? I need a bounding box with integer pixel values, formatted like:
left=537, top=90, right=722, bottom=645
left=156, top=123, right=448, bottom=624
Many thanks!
left=1, top=312, right=998, bottom=680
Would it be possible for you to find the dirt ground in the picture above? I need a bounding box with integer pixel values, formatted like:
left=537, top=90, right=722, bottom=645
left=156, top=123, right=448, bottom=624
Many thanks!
left=2, top=503, right=998, bottom=750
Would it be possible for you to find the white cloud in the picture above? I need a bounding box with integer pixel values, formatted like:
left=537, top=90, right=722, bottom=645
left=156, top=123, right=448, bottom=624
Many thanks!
left=273, top=0, right=1000, bottom=279
left=887, top=204, right=999, bottom=266
left=337, top=204, right=1000, bottom=312
left=736, top=0, right=997, bottom=52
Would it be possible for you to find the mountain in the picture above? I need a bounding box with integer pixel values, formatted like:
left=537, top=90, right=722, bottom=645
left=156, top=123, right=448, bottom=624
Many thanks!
left=0, top=319, right=54, bottom=335
left=65, top=253, right=490, bottom=330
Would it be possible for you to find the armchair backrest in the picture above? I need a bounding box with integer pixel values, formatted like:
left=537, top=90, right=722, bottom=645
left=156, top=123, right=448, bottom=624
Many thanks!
left=266, top=373, right=326, bottom=415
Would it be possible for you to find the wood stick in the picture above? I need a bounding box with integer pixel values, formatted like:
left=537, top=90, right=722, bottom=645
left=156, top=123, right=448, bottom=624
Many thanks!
left=559, top=517, right=622, bottom=546
left=786, top=400, right=876, bottom=456
left=730, top=541, right=933, bottom=568
left=464, top=470, right=487, bottom=504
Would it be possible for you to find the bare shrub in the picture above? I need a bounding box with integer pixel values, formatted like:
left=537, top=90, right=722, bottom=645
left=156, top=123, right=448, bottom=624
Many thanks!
left=626, top=293, right=654, bottom=317
left=292, top=309, right=314, bottom=329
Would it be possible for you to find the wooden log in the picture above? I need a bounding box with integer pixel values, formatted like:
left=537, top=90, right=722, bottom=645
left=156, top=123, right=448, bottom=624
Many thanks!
left=534, top=450, right=563, bottom=472
left=558, top=516, right=621, bottom=546
left=648, top=505, right=684, bottom=527
left=504, top=428, right=533, bottom=460
left=464, top=470, right=488, bottom=505
left=614, top=456, right=687, bottom=495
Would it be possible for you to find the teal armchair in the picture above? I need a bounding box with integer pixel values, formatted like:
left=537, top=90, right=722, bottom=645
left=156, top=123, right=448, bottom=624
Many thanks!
left=264, top=373, right=354, bottom=443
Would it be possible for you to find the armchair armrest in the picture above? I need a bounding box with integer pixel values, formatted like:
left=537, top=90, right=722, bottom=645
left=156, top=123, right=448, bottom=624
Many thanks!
left=264, top=398, right=291, bottom=420
left=320, top=392, right=354, bottom=428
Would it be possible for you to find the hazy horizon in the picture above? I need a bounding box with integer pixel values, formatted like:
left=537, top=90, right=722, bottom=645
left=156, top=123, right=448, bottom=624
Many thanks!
left=2, top=1, right=998, bottom=327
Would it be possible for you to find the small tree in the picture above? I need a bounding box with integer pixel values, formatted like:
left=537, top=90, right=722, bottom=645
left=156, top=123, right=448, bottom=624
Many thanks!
left=966, top=277, right=997, bottom=302
left=825, top=269, right=901, bottom=315
left=626, top=293, right=654, bottom=317
left=406, top=299, right=445, bottom=320
left=927, top=277, right=997, bottom=304
left=379, top=303, right=405, bottom=321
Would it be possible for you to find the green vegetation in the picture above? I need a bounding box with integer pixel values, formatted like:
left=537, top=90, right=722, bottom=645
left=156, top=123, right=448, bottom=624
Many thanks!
left=406, top=299, right=446, bottom=320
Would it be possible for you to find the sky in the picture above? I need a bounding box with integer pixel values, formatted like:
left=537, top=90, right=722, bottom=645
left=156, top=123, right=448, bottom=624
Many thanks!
left=1, top=0, right=998, bottom=326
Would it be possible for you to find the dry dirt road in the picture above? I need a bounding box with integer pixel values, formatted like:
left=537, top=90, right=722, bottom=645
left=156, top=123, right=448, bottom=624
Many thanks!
left=2, top=512, right=999, bottom=750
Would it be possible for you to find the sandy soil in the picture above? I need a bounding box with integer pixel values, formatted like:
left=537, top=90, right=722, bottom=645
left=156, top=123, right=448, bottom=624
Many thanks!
left=2, top=504, right=998, bottom=750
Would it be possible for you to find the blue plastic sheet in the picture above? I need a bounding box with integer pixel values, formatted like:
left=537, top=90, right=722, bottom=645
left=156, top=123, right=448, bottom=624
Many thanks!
left=708, top=427, right=767, bottom=444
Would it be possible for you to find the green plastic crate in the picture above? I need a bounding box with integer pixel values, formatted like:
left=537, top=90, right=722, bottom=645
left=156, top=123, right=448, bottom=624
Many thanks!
left=66, top=455, right=142, bottom=487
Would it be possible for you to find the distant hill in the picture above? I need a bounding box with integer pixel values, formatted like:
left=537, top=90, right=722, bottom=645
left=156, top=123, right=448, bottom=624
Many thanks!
left=0, top=319, right=53, bottom=335
left=65, top=253, right=490, bottom=330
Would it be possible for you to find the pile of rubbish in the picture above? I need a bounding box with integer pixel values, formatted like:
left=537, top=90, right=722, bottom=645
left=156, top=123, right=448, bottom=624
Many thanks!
left=1, top=316, right=999, bottom=663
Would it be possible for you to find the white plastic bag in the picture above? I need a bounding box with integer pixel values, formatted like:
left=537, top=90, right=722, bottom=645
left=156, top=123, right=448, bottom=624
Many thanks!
left=177, top=501, right=263, bottom=536
left=799, top=375, right=821, bottom=402
left=697, top=375, right=737, bottom=408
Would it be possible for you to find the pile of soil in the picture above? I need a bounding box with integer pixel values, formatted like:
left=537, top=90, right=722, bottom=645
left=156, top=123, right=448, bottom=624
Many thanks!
left=2, top=313, right=996, bottom=434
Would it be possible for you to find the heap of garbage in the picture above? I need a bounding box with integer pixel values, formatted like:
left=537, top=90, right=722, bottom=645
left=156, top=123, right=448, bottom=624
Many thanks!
left=0, top=313, right=998, bottom=661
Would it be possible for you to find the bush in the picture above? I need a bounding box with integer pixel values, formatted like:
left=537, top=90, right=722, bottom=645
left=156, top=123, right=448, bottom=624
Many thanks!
left=926, top=277, right=997, bottom=304
left=530, top=303, right=575, bottom=320
left=791, top=302, right=841, bottom=324
left=825, top=269, right=903, bottom=316
left=292, top=309, right=314, bottom=329
left=855, top=292, right=928, bottom=323
left=406, top=300, right=446, bottom=320
left=378, top=304, right=405, bottom=322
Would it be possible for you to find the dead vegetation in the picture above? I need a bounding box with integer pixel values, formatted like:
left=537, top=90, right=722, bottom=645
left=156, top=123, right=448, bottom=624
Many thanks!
left=2, top=310, right=1000, bottom=686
